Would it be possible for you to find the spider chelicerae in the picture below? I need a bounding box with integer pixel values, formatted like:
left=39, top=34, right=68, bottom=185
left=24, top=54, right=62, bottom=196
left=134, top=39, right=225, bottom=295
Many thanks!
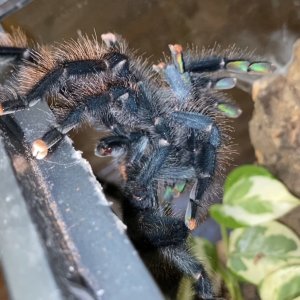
left=0, top=29, right=273, bottom=299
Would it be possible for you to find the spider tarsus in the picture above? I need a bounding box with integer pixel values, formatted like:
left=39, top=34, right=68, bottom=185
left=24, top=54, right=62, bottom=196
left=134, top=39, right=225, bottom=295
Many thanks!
left=213, top=77, right=237, bottom=90
left=187, top=218, right=197, bottom=230
left=225, top=60, right=250, bottom=73
left=168, top=43, right=183, bottom=53
left=248, top=61, right=275, bottom=74
left=31, top=139, right=49, bottom=160
left=101, top=32, right=117, bottom=47
left=168, top=43, right=185, bottom=73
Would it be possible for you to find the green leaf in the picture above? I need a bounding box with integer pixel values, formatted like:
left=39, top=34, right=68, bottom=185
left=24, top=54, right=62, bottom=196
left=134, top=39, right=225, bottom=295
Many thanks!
left=177, top=277, right=194, bottom=300
left=228, top=221, right=300, bottom=285
left=225, top=165, right=273, bottom=193
left=225, top=178, right=253, bottom=204
left=236, top=195, right=273, bottom=214
left=210, top=204, right=248, bottom=228
left=190, top=237, right=218, bottom=272
left=259, top=264, right=300, bottom=300
left=221, top=176, right=300, bottom=226
left=229, top=256, right=247, bottom=272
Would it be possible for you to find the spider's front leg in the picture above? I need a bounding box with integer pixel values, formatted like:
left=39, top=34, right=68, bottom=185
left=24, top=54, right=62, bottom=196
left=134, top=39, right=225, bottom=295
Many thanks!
left=165, top=43, right=274, bottom=76
left=155, top=43, right=274, bottom=119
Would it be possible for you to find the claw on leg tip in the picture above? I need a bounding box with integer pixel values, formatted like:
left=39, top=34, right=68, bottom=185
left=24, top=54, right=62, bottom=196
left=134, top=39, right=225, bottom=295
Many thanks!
left=101, top=33, right=117, bottom=47
left=32, top=139, right=48, bottom=159
left=187, top=218, right=197, bottom=230
left=168, top=44, right=183, bottom=54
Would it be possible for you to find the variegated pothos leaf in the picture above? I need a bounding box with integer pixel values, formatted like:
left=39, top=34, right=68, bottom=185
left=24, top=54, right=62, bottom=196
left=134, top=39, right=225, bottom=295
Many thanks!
left=227, top=221, right=300, bottom=285
left=259, top=264, right=300, bottom=300
left=211, top=175, right=300, bottom=227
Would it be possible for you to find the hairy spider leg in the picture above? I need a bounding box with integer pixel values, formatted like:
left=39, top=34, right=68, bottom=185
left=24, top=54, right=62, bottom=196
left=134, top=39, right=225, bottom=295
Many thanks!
left=185, top=56, right=274, bottom=75
left=161, top=245, right=214, bottom=299
left=158, top=44, right=273, bottom=121
left=127, top=146, right=171, bottom=204
left=171, top=111, right=221, bottom=229
left=31, top=88, right=120, bottom=159
left=0, top=95, right=28, bottom=115
left=124, top=206, right=189, bottom=250
left=122, top=147, right=214, bottom=299
left=31, top=75, right=149, bottom=159
left=0, top=46, right=30, bottom=59
left=156, top=44, right=240, bottom=108
left=0, top=52, right=128, bottom=115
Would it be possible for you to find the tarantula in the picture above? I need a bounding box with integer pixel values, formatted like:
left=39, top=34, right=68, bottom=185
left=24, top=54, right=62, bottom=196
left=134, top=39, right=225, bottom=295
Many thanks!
left=0, top=29, right=272, bottom=299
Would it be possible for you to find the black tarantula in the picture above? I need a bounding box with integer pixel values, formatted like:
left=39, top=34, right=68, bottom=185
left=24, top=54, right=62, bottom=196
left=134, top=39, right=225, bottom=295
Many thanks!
left=0, top=29, right=272, bottom=299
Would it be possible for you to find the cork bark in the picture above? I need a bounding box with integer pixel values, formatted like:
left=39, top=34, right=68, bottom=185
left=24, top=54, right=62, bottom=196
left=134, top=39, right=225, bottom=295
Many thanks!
left=250, top=40, right=300, bottom=198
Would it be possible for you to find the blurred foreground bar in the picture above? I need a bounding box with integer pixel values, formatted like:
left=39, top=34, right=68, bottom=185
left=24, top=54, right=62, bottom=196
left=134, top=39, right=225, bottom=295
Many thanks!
left=0, top=0, right=31, bottom=20
left=0, top=102, right=163, bottom=300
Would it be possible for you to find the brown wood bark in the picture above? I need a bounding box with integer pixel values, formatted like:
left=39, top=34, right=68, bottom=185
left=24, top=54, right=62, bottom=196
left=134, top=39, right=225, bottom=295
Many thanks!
left=250, top=40, right=300, bottom=198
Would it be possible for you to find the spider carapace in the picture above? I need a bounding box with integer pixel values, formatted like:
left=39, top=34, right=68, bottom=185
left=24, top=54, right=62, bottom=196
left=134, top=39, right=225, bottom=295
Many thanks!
left=0, top=29, right=273, bottom=299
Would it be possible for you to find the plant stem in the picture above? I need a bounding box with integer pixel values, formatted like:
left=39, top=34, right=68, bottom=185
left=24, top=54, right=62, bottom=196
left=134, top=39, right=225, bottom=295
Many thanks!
left=218, top=225, right=243, bottom=300
left=218, top=265, right=243, bottom=300
left=220, top=224, right=229, bottom=254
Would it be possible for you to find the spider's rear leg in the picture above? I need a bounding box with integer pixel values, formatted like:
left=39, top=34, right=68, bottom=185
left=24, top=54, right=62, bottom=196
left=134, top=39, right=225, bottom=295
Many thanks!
left=123, top=204, right=189, bottom=250
left=122, top=137, right=214, bottom=298
left=0, top=50, right=129, bottom=116
left=0, top=95, right=29, bottom=115
left=31, top=114, right=80, bottom=159
left=125, top=202, right=215, bottom=299
left=31, top=91, right=114, bottom=159
left=30, top=81, right=142, bottom=159
left=161, top=245, right=214, bottom=299
left=164, top=43, right=273, bottom=83
left=0, top=46, right=30, bottom=60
